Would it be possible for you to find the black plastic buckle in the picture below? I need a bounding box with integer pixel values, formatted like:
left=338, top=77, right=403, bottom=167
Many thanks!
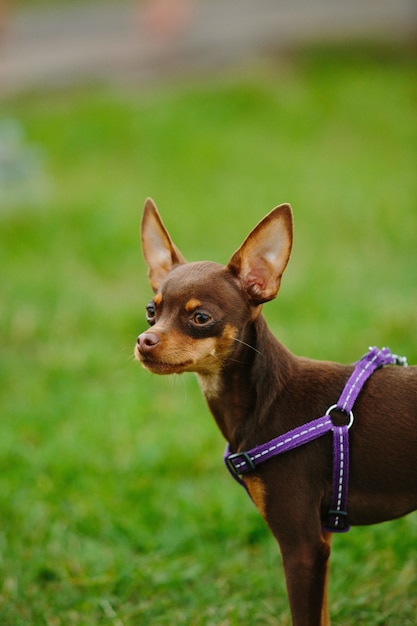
left=326, top=509, right=350, bottom=533
left=225, top=451, right=256, bottom=476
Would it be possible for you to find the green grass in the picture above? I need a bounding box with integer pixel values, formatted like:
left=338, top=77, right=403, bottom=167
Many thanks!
left=1, top=46, right=416, bottom=624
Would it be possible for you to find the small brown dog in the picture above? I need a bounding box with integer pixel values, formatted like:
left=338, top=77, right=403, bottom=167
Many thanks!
left=135, top=198, right=417, bottom=625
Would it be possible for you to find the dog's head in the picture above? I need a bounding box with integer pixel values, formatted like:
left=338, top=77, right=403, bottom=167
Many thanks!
left=135, top=198, right=293, bottom=376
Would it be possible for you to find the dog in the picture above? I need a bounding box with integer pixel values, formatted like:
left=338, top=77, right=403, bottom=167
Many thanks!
left=135, top=198, right=417, bottom=625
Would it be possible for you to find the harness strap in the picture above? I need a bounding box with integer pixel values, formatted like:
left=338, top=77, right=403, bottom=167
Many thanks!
left=225, top=415, right=333, bottom=480
left=326, top=424, right=351, bottom=531
left=224, top=346, right=407, bottom=533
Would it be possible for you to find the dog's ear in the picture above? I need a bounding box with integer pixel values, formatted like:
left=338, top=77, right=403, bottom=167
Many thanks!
left=141, top=198, right=186, bottom=292
left=227, top=204, right=293, bottom=304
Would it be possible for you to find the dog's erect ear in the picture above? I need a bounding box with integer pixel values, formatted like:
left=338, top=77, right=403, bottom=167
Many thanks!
left=141, top=198, right=186, bottom=292
left=227, top=204, right=293, bottom=304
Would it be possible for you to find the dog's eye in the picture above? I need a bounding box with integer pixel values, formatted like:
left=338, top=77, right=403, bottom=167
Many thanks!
left=146, top=302, right=156, bottom=325
left=192, top=311, right=212, bottom=326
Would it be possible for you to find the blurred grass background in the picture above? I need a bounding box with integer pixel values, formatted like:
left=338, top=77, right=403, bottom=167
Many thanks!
left=1, top=44, right=416, bottom=625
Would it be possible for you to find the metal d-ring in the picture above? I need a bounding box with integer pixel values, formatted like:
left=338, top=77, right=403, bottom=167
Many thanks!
left=326, top=404, right=355, bottom=430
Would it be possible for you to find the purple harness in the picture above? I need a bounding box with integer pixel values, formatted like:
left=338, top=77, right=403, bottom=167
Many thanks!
left=224, top=346, right=408, bottom=532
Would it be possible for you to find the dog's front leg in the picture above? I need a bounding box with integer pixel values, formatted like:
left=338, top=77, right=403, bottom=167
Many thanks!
left=279, top=532, right=332, bottom=626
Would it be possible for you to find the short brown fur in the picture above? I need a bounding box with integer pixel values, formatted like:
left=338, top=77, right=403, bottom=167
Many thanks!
left=135, top=198, right=417, bottom=625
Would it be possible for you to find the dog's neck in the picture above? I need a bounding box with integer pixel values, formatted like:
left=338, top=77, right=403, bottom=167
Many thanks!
left=197, top=315, right=295, bottom=450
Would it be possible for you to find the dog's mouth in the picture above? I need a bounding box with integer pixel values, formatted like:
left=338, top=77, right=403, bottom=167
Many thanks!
left=134, top=346, right=192, bottom=375
left=141, top=359, right=192, bottom=375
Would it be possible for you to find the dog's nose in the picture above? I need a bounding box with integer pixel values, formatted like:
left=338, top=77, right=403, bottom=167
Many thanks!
left=137, top=332, right=160, bottom=353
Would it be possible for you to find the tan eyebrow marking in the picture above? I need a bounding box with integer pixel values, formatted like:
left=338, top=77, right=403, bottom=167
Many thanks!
left=154, top=293, right=163, bottom=306
left=185, top=298, right=202, bottom=312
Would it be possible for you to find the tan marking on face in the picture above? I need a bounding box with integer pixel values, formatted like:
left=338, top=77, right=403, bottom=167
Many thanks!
left=213, top=323, right=238, bottom=360
left=184, top=298, right=202, bottom=312
left=244, top=475, right=267, bottom=518
left=153, top=293, right=163, bottom=306
left=137, top=320, right=238, bottom=380
left=194, top=324, right=238, bottom=378
left=222, top=323, right=237, bottom=341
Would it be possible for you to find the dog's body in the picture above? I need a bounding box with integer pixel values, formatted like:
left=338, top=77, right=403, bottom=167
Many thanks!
left=135, top=199, right=417, bottom=625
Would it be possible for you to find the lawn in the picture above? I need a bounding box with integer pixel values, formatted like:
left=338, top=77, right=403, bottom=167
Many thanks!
left=0, top=45, right=416, bottom=625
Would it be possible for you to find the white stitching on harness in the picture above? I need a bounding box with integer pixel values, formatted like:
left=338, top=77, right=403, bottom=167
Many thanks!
left=234, top=420, right=332, bottom=470
left=341, top=352, right=379, bottom=411
left=334, top=429, right=345, bottom=527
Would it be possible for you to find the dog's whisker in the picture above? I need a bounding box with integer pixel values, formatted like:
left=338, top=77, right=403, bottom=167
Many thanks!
left=231, top=336, right=264, bottom=357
